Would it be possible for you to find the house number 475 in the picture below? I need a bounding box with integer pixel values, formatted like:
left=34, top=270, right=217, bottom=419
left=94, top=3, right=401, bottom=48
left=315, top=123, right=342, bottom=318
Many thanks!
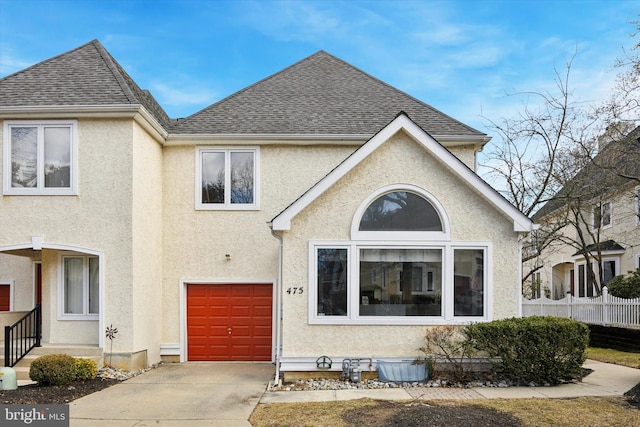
left=287, top=287, right=304, bottom=295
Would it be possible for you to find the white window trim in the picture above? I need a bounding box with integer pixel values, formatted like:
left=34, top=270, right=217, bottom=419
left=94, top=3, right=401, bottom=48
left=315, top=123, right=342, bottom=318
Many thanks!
left=592, top=201, right=612, bottom=230
left=308, top=240, right=491, bottom=325
left=195, top=146, right=260, bottom=210
left=0, top=280, right=14, bottom=311
left=351, top=184, right=450, bottom=241
left=57, top=253, right=99, bottom=320
left=600, top=257, right=619, bottom=286
left=2, top=120, right=78, bottom=196
left=636, top=253, right=640, bottom=269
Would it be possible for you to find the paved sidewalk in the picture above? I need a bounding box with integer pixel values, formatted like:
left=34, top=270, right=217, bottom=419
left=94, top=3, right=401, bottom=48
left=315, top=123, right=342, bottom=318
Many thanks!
left=260, top=359, right=640, bottom=403
left=64, top=360, right=639, bottom=426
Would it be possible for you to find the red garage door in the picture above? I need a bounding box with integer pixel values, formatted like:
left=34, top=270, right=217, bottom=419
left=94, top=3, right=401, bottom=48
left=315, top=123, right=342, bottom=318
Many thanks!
left=187, top=283, right=272, bottom=361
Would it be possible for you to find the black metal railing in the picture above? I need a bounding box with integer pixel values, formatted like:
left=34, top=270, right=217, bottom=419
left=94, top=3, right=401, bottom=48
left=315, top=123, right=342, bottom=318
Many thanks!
left=4, top=305, right=41, bottom=367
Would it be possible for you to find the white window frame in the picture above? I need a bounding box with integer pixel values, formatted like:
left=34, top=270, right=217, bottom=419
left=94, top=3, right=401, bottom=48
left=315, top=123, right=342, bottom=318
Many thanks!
left=195, top=146, right=260, bottom=210
left=592, top=201, right=612, bottom=230
left=309, top=241, right=491, bottom=325
left=57, top=254, right=99, bottom=320
left=600, top=257, right=619, bottom=287
left=2, top=120, right=78, bottom=196
left=350, top=184, right=450, bottom=241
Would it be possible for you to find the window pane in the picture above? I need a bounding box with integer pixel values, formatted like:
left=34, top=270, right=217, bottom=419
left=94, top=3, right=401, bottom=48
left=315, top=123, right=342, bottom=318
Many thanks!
left=201, top=152, right=225, bottom=203
left=64, top=258, right=84, bottom=314
left=359, top=249, right=442, bottom=316
left=317, top=249, right=348, bottom=316
left=602, top=260, right=616, bottom=286
left=359, top=192, right=442, bottom=231
left=601, top=203, right=611, bottom=226
left=230, top=152, right=254, bottom=204
left=89, top=257, right=99, bottom=314
left=11, top=127, right=38, bottom=188
left=44, top=127, right=71, bottom=188
left=454, top=249, right=484, bottom=316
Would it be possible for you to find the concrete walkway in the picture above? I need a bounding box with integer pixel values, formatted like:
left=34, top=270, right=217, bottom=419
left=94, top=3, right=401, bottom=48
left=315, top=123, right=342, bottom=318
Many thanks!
left=68, top=360, right=640, bottom=426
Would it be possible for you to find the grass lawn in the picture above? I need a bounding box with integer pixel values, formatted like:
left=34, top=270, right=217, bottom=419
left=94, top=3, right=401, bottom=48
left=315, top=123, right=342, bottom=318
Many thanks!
left=586, top=347, right=640, bottom=368
left=250, top=397, right=640, bottom=427
left=251, top=347, right=640, bottom=426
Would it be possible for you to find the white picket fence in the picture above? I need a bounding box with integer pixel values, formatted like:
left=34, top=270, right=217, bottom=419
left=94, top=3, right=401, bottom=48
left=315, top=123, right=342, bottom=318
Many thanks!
left=522, top=287, right=640, bottom=329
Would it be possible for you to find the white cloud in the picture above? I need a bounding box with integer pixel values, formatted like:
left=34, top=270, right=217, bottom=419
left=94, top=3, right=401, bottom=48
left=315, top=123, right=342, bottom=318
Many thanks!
left=151, top=82, right=217, bottom=116
left=0, top=51, right=37, bottom=76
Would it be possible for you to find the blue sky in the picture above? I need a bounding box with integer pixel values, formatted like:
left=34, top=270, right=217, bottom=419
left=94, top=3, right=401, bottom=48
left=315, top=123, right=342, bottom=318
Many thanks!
left=0, top=0, right=638, bottom=135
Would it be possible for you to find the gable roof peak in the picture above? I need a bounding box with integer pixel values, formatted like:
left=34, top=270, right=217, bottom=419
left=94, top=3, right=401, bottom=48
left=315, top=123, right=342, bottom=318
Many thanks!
left=271, top=112, right=531, bottom=233
left=0, top=39, right=170, bottom=128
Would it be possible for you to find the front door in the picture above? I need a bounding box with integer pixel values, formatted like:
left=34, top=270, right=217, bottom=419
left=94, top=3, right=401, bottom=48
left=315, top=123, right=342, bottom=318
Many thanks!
left=186, top=283, right=272, bottom=361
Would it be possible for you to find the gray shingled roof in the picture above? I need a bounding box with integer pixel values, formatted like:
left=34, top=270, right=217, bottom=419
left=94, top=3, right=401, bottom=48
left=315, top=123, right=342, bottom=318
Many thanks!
left=0, top=40, right=170, bottom=128
left=534, top=126, right=640, bottom=219
left=170, top=51, right=486, bottom=138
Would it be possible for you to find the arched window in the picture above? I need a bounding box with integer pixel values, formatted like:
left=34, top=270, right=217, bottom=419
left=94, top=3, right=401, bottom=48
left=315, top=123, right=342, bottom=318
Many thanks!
left=359, top=191, right=442, bottom=231
left=351, top=185, right=449, bottom=241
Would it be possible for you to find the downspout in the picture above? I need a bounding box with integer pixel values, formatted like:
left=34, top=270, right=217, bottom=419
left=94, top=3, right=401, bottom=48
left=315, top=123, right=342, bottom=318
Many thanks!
left=518, top=233, right=525, bottom=318
left=269, top=225, right=283, bottom=385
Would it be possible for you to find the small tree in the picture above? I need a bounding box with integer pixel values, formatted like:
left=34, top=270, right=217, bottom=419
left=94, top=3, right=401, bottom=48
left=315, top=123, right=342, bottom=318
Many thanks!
left=419, top=325, right=476, bottom=383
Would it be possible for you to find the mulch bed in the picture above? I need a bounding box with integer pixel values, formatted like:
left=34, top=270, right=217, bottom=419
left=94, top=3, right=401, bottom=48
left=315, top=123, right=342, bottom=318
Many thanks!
left=342, top=400, right=524, bottom=427
left=0, top=378, right=119, bottom=404
left=624, top=381, right=640, bottom=408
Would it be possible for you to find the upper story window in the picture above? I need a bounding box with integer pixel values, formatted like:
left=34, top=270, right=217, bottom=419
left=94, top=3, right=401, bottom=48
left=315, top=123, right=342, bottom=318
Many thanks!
left=196, top=147, right=259, bottom=210
left=3, top=121, right=78, bottom=195
left=352, top=185, right=449, bottom=241
left=359, top=191, right=443, bottom=231
left=593, top=201, right=612, bottom=229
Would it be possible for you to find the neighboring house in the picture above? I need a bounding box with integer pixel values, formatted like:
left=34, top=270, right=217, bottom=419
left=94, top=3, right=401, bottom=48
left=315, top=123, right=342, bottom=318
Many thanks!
left=526, top=127, right=640, bottom=300
left=0, top=40, right=532, bottom=375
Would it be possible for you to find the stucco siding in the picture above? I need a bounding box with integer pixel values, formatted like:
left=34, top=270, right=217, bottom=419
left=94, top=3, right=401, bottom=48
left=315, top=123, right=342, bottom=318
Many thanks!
left=160, top=142, right=355, bottom=345
left=131, top=121, right=164, bottom=365
left=279, top=131, right=520, bottom=357
left=1, top=118, right=135, bottom=347
left=0, top=253, right=36, bottom=311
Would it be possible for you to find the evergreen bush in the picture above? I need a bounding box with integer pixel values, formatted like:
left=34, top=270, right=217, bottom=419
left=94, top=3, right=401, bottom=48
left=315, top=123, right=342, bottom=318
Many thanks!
left=74, top=358, right=98, bottom=380
left=607, top=269, right=640, bottom=299
left=466, top=316, right=589, bottom=385
left=29, top=354, right=77, bottom=386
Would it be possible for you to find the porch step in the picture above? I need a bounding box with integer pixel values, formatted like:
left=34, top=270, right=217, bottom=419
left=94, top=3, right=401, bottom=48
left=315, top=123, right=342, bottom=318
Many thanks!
left=1, top=345, right=103, bottom=381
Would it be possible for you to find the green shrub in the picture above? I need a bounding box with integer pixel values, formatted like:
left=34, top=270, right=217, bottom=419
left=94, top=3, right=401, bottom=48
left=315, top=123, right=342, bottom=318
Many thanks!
left=607, top=269, right=640, bottom=299
left=29, top=354, right=77, bottom=386
left=466, top=316, right=589, bottom=385
left=75, top=358, right=97, bottom=380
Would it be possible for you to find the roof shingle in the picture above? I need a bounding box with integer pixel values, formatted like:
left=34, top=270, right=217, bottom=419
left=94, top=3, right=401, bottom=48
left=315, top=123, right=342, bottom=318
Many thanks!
left=0, top=40, right=170, bottom=128
left=170, top=51, right=486, bottom=138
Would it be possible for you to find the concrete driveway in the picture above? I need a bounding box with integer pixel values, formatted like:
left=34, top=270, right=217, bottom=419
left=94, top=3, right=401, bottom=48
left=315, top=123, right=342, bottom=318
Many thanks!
left=70, top=362, right=275, bottom=427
